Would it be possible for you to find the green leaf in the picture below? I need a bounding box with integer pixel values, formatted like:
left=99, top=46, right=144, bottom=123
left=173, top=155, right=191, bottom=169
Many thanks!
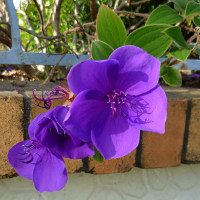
left=194, top=15, right=200, bottom=26
left=169, top=47, right=191, bottom=61
left=160, top=65, right=169, bottom=76
left=164, top=26, right=187, bottom=48
left=97, top=5, right=127, bottom=49
left=185, top=1, right=200, bottom=17
left=146, top=5, right=183, bottom=25
left=171, top=0, right=191, bottom=11
left=92, top=147, right=104, bottom=163
left=163, top=67, right=182, bottom=86
left=125, top=25, right=172, bottom=58
left=91, top=40, right=114, bottom=60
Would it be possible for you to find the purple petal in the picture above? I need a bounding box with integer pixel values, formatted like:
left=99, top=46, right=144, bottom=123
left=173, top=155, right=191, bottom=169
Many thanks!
left=35, top=106, right=94, bottom=158
left=33, top=150, right=67, bottom=192
left=54, top=106, right=95, bottom=158
left=28, top=113, right=45, bottom=139
left=42, top=107, right=64, bottom=134
left=8, top=140, right=44, bottom=180
left=67, top=59, right=119, bottom=94
left=91, top=108, right=140, bottom=159
left=128, top=85, right=168, bottom=133
left=109, top=45, right=160, bottom=95
left=63, top=90, right=107, bottom=142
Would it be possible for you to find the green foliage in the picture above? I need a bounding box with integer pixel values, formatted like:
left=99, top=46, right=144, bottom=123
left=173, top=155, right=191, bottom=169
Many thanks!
left=169, top=47, right=191, bottom=61
left=92, top=147, right=104, bottom=163
left=146, top=5, right=183, bottom=25
left=91, top=40, right=114, bottom=60
left=163, top=67, right=182, bottom=87
left=160, top=65, right=169, bottom=76
left=185, top=1, right=200, bottom=17
left=97, top=5, right=127, bottom=49
left=171, top=0, right=191, bottom=12
left=125, top=25, right=172, bottom=57
left=16, top=0, right=200, bottom=87
left=164, top=26, right=188, bottom=48
left=194, top=15, right=200, bottom=26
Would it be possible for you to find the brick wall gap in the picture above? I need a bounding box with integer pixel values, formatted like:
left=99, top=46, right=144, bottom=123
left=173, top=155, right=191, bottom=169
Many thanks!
left=135, top=131, right=143, bottom=167
left=181, top=99, right=192, bottom=163
left=76, top=157, right=89, bottom=173
left=21, top=92, right=31, bottom=140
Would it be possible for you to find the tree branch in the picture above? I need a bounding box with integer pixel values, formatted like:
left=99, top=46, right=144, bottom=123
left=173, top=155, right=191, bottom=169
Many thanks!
left=0, top=35, right=11, bottom=48
left=116, top=10, right=149, bottom=18
left=0, top=21, right=96, bottom=41
left=32, top=0, right=46, bottom=35
left=18, top=9, right=42, bottom=49
left=116, top=0, right=151, bottom=11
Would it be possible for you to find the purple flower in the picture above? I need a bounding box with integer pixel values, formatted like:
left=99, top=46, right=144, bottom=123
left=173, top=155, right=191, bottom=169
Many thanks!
left=6, top=67, right=14, bottom=71
left=8, top=139, right=67, bottom=192
left=191, top=73, right=200, bottom=77
left=63, top=45, right=168, bottom=160
left=8, top=106, right=94, bottom=192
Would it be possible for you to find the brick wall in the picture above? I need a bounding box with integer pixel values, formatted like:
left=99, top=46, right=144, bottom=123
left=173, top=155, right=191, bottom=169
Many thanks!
left=1, top=82, right=200, bottom=177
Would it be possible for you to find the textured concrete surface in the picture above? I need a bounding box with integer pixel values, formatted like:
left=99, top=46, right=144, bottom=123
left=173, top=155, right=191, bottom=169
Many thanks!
left=0, top=164, right=200, bottom=200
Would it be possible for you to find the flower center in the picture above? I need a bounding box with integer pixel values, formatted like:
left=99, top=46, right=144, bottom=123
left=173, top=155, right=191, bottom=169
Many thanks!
left=107, top=89, right=152, bottom=123
left=19, top=140, right=43, bottom=165
left=107, top=89, right=128, bottom=118
left=47, top=123, right=72, bottom=140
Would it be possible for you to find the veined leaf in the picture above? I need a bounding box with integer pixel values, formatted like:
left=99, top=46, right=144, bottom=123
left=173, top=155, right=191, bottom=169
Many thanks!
left=125, top=25, right=172, bottom=58
left=185, top=1, right=200, bottom=17
left=164, top=26, right=187, bottom=48
left=91, top=40, right=114, bottom=60
left=194, top=16, right=200, bottom=26
left=171, top=0, right=191, bottom=11
left=163, top=67, right=182, bottom=86
left=169, top=47, right=191, bottom=61
left=97, top=5, right=127, bottom=49
left=160, top=65, right=169, bottom=76
left=146, top=5, right=183, bottom=25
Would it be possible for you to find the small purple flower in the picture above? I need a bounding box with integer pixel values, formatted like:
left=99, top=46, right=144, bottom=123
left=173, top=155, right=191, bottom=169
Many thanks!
left=8, top=139, right=67, bottom=192
left=8, top=106, right=94, bottom=192
left=6, top=67, right=14, bottom=71
left=191, top=73, right=200, bottom=77
left=63, top=45, right=168, bottom=160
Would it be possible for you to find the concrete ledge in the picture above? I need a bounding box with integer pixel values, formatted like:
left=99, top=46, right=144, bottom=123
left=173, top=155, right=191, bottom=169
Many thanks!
left=1, top=81, right=200, bottom=177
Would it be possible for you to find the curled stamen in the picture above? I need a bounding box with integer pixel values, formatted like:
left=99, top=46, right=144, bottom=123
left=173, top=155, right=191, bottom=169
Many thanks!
left=33, top=82, right=71, bottom=110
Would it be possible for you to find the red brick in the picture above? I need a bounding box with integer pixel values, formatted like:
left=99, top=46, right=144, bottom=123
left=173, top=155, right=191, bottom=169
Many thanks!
left=0, top=92, right=24, bottom=178
left=64, top=158, right=83, bottom=173
left=140, top=100, right=187, bottom=168
left=88, top=149, right=136, bottom=174
left=185, top=98, right=200, bottom=162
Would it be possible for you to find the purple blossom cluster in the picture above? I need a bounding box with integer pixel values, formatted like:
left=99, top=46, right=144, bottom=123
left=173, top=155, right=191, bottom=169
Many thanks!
left=8, top=45, right=168, bottom=192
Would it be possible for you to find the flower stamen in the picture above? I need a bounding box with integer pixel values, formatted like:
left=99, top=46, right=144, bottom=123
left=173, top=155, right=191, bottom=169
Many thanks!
left=33, top=82, right=71, bottom=110
left=107, top=90, right=152, bottom=124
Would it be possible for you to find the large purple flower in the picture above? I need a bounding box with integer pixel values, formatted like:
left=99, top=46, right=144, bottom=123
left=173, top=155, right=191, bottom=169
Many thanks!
left=63, top=45, right=168, bottom=160
left=8, top=106, right=94, bottom=192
